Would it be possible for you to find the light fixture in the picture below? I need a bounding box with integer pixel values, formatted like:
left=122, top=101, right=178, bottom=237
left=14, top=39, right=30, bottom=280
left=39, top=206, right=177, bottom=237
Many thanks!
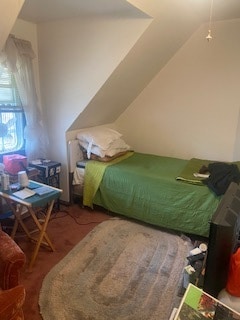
left=206, top=0, right=214, bottom=41
left=206, top=29, right=212, bottom=41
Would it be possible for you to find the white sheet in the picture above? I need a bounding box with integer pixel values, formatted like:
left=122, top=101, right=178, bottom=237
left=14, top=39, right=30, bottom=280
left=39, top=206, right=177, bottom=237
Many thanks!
left=73, top=167, right=85, bottom=186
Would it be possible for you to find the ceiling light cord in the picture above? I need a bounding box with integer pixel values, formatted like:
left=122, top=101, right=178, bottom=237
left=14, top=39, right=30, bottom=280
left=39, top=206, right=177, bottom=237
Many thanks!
left=206, top=0, right=214, bottom=41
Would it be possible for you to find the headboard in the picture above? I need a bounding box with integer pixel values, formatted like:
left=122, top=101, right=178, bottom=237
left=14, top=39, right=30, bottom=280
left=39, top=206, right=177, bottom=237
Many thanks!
left=68, top=139, right=83, bottom=173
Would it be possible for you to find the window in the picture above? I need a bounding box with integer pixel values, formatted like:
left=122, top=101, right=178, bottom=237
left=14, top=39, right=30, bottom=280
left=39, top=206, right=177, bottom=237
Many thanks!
left=0, top=64, right=25, bottom=155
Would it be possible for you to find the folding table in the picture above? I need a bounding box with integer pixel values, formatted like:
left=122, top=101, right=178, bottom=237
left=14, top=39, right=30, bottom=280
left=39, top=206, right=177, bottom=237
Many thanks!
left=0, top=180, right=62, bottom=270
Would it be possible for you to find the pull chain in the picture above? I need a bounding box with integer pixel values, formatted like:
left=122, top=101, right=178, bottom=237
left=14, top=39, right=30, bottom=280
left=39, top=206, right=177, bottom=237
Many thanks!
left=206, top=0, right=214, bottom=41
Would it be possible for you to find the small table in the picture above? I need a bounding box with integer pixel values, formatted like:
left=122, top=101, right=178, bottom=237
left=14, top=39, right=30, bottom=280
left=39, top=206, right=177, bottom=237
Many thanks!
left=0, top=180, right=62, bottom=270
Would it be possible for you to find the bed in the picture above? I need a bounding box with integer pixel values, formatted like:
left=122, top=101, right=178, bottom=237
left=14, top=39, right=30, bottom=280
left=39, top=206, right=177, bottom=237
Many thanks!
left=90, top=153, right=221, bottom=238
left=68, top=135, right=222, bottom=238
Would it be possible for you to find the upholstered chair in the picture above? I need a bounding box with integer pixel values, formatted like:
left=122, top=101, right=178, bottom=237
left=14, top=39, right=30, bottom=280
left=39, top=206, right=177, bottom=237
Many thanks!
left=0, top=230, right=26, bottom=320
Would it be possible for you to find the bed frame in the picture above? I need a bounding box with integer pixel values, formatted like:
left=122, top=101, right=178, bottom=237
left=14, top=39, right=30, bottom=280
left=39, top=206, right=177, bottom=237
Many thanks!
left=68, top=139, right=84, bottom=203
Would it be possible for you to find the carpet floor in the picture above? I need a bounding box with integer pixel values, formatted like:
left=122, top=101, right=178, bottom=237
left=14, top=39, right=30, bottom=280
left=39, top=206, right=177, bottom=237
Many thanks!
left=17, top=203, right=111, bottom=320
left=39, top=218, right=192, bottom=320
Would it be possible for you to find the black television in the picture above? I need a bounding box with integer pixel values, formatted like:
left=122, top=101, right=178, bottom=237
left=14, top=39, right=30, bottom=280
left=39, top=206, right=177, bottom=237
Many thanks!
left=203, top=182, right=240, bottom=298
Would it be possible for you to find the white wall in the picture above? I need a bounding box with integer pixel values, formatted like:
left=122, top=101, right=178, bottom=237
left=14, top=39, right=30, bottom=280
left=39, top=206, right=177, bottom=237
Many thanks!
left=115, top=19, right=240, bottom=162
left=37, top=16, right=150, bottom=201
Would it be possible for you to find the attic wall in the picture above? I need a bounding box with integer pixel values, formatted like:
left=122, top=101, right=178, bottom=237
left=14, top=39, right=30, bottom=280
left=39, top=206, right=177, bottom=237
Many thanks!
left=115, top=19, right=240, bottom=162
left=37, top=16, right=150, bottom=201
left=69, top=1, right=203, bottom=131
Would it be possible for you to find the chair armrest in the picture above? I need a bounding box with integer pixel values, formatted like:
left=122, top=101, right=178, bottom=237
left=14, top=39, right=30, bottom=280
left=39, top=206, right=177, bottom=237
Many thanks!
left=0, top=231, right=26, bottom=289
left=0, top=285, right=25, bottom=320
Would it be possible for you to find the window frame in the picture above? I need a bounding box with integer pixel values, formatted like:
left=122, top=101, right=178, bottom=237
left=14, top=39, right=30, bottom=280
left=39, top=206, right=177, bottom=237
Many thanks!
left=0, top=63, right=26, bottom=161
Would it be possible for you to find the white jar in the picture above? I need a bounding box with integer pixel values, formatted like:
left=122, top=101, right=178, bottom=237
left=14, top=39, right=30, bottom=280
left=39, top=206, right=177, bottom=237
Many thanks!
left=18, top=171, right=29, bottom=188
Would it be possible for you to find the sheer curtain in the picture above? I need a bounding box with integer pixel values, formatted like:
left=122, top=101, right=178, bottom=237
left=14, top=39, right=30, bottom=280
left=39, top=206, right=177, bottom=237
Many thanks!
left=1, top=35, right=48, bottom=161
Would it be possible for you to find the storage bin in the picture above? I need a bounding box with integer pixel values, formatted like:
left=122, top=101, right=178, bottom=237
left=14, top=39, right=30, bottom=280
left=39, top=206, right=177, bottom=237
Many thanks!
left=3, top=154, right=27, bottom=175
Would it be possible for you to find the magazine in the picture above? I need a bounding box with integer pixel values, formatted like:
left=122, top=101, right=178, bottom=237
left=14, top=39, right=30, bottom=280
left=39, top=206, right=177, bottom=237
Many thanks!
left=174, top=284, right=240, bottom=320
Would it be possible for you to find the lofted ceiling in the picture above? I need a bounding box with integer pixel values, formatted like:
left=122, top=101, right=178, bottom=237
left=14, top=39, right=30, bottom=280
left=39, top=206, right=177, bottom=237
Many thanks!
left=17, top=0, right=240, bottom=132
left=18, top=0, right=150, bottom=23
left=18, top=0, right=240, bottom=24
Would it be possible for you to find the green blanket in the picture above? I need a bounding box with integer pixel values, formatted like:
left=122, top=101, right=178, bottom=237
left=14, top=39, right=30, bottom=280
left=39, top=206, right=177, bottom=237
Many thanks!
left=176, top=158, right=214, bottom=185
left=92, top=153, right=221, bottom=237
left=83, top=152, right=134, bottom=207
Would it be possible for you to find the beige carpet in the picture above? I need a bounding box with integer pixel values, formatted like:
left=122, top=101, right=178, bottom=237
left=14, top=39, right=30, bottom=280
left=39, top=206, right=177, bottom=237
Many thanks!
left=39, top=218, right=192, bottom=320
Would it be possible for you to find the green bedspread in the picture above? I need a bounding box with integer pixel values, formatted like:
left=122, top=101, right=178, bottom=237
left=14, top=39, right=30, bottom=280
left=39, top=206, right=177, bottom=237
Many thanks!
left=83, top=152, right=134, bottom=207
left=88, top=152, right=221, bottom=237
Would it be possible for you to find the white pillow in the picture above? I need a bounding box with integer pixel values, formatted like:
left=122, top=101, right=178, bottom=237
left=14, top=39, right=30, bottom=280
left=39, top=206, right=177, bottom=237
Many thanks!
left=80, top=138, right=130, bottom=159
left=77, top=127, right=122, bottom=150
left=105, top=138, right=130, bottom=157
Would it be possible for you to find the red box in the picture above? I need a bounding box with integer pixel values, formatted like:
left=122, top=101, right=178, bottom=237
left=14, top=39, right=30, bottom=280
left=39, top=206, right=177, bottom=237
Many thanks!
left=3, top=154, right=27, bottom=175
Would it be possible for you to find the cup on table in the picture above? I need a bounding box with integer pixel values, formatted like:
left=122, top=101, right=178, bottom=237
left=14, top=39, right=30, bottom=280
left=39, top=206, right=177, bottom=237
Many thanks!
left=18, top=171, right=29, bottom=188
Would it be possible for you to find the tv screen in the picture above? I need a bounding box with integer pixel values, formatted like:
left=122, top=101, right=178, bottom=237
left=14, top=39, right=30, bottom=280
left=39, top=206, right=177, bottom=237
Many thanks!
left=203, top=182, right=240, bottom=298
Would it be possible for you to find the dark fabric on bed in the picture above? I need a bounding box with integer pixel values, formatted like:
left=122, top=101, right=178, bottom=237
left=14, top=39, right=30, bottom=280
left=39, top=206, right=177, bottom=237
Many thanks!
left=93, top=153, right=221, bottom=237
left=203, top=162, right=240, bottom=196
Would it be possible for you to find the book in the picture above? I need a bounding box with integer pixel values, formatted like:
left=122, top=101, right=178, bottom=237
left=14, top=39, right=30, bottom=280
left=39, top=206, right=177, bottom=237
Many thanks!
left=174, top=284, right=240, bottom=320
left=13, top=188, right=36, bottom=199
left=35, top=186, right=53, bottom=196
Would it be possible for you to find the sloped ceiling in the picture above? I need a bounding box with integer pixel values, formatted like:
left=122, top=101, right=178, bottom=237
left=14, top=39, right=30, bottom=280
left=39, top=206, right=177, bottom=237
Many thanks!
left=18, top=0, right=149, bottom=22
left=18, top=0, right=240, bottom=130
left=68, top=0, right=240, bottom=130
left=0, top=0, right=24, bottom=51
left=18, top=0, right=240, bottom=23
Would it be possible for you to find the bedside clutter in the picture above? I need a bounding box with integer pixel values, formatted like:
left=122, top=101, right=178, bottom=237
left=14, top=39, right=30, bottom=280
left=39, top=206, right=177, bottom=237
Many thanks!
left=183, top=241, right=208, bottom=290
left=183, top=239, right=240, bottom=315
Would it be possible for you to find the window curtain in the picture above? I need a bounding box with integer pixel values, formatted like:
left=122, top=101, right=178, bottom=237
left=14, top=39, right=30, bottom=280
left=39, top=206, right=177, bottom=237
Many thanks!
left=0, top=35, right=48, bottom=161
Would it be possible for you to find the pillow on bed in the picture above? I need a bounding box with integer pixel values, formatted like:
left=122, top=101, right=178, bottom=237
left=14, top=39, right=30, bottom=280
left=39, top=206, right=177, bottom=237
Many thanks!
left=80, top=138, right=130, bottom=158
left=77, top=127, right=122, bottom=150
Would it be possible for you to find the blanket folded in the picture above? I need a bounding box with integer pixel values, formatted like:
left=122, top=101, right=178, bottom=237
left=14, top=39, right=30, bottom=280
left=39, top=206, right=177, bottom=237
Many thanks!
left=83, top=152, right=134, bottom=207
left=176, top=158, right=213, bottom=185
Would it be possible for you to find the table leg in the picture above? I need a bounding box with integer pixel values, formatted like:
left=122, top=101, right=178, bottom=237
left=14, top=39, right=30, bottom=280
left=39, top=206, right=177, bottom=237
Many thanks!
left=29, top=200, right=55, bottom=270
left=4, top=201, right=32, bottom=239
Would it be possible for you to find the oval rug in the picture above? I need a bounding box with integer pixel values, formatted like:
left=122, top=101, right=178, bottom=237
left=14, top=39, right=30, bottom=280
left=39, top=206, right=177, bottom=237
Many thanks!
left=39, top=218, right=192, bottom=320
